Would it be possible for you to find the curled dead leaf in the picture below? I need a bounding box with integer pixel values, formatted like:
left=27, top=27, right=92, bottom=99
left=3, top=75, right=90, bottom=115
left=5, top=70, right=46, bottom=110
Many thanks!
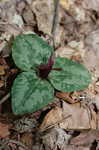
left=56, top=92, right=79, bottom=104
left=39, top=107, right=63, bottom=132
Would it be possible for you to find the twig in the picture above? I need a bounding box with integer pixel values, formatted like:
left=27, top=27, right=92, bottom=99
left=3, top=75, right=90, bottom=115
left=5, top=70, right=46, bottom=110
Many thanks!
left=9, top=140, right=32, bottom=150
left=39, top=114, right=72, bottom=133
left=0, top=93, right=10, bottom=105
left=51, top=0, right=59, bottom=49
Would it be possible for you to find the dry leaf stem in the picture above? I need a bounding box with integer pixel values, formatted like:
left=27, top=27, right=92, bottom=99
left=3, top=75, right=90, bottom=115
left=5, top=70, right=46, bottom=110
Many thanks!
left=51, top=0, right=59, bottom=49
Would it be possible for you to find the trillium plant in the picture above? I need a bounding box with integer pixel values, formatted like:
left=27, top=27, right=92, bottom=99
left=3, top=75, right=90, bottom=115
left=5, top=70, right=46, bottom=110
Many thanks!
left=11, top=34, right=91, bottom=115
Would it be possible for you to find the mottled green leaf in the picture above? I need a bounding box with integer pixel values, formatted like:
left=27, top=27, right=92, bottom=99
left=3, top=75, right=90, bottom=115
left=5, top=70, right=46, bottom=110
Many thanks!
left=12, top=34, right=53, bottom=71
left=11, top=71, right=54, bottom=115
left=49, top=57, right=91, bottom=92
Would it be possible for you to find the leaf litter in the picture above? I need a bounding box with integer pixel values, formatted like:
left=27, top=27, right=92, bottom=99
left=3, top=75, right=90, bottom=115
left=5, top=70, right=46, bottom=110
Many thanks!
left=0, top=0, right=99, bottom=149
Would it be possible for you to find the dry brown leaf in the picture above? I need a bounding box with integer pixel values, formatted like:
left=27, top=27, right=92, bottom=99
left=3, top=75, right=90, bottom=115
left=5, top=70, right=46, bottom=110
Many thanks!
left=40, top=101, right=96, bottom=131
left=31, top=0, right=54, bottom=34
left=59, top=102, right=96, bottom=130
left=39, top=107, right=63, bottom=132
left=0, top=122, right=10, bottom=138
left=20, top=133, right=33, bottom=149
left=56, top=92, right=79, bottom=104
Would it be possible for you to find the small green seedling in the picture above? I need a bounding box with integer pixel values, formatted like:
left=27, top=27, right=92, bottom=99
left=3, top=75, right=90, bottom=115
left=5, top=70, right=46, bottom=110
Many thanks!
left=11, top=34, right=91, bottom=115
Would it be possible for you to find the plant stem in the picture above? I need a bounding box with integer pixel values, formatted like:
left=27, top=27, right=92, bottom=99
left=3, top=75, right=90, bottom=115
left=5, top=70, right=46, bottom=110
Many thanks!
left=51, top=0, right=59, bottom=49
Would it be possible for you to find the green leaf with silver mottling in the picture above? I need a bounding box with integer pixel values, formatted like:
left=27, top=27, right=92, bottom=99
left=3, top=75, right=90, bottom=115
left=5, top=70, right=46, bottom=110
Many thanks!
left=11, top=71, right=54, bottom=115
left=12, top=34, right=53, bottom=71
left=49, top=57, right=91, bottom=92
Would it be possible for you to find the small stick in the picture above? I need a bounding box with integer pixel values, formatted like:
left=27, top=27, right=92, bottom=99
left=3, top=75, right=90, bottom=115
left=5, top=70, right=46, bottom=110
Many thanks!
left=39, top=114, right=72, bottom=133
left=0, top=93, right=10, bottom=105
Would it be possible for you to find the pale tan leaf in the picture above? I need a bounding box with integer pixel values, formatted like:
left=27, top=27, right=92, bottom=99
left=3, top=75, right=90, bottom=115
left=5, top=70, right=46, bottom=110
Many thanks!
left=59, top=102, right=96, bottom=130
left=31, top=0, right=54, bottom=34
left=39, top=107, right=63, bottom=132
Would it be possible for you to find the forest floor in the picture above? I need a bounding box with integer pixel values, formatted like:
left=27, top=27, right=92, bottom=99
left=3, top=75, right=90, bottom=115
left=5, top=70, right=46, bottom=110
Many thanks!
left=0, top=0, right=99, bottom=149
